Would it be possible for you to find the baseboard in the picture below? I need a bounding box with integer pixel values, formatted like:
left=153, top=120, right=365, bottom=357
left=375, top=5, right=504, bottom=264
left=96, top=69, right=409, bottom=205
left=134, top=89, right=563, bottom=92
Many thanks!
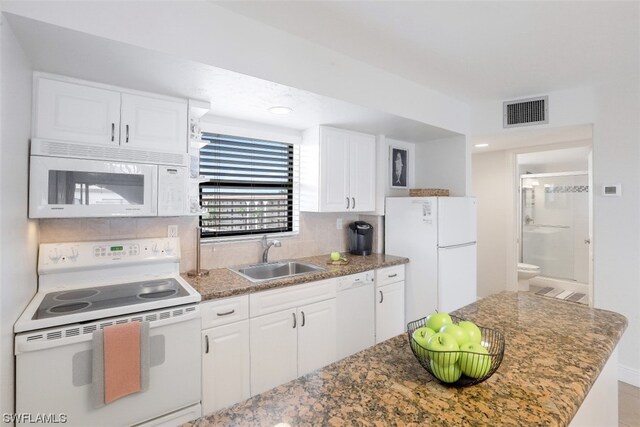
left=619, top=363, right=640, bottom=387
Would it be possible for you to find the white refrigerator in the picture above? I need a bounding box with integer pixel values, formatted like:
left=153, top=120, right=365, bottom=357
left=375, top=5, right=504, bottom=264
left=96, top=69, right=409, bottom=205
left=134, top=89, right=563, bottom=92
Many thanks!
left=385, top=197, right=477, bottom=323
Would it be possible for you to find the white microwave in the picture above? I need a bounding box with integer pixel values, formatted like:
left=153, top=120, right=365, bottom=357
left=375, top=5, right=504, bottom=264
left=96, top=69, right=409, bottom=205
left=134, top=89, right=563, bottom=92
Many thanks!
left=29, top=140, right=188, bottom=218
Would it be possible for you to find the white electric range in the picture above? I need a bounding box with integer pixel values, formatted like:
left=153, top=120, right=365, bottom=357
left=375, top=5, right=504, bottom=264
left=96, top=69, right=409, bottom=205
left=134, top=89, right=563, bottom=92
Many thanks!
left=14, top=237, right=203, bottom=427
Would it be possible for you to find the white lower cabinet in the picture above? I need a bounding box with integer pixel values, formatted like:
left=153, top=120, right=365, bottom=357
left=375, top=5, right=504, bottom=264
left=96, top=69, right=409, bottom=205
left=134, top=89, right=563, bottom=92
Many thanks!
left=200, top=295, right=250, bottom=415
left=250, top=299, right=336, bottom=396
left=297, top=299, right=337, bottom=376
left=249, top=308, right=299, bottom=396
left=375, top=265, right=406, bottom=344
left=249, top=279, right=337, bottom=396
left=200, top=267, right=406, bottom=413
left=375, top=281, right=405, bottom=343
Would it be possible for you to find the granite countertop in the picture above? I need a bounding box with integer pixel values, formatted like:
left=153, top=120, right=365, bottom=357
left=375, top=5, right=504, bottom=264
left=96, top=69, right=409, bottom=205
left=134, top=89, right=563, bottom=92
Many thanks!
left=186, top=291, right=627, bottom=427
left=182, top=253, right=408, bottom=301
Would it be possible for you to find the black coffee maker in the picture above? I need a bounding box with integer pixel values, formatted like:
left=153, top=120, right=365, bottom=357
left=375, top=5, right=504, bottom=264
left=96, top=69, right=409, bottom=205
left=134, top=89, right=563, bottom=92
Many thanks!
left=348, top=221, right=373, bottom=256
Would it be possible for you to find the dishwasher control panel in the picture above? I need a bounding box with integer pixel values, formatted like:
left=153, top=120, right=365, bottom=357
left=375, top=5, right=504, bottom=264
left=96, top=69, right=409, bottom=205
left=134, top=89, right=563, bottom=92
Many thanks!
left=336, top=270, right=374, bottom=291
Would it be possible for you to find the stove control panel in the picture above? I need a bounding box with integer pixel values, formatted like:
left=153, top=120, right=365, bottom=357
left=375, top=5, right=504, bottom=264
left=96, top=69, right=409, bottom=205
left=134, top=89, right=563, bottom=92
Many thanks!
left=38, top=237, right=180, bottom=273
left=93, top=243, right=140, bottom=258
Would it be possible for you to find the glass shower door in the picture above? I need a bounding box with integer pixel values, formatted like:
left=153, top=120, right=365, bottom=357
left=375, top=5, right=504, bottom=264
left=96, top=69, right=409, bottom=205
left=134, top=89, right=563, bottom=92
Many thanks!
left=520, top=173, right=589, bottom=283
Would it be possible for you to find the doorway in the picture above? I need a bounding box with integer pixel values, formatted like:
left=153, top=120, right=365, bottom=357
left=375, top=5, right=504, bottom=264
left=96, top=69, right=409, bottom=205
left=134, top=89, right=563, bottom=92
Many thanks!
left=516, top=146, right=592, bottom=305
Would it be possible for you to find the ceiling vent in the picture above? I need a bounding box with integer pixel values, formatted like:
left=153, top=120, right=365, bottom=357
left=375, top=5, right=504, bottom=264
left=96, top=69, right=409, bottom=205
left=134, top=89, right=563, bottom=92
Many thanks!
left=503, top=96, right=548, bottom=128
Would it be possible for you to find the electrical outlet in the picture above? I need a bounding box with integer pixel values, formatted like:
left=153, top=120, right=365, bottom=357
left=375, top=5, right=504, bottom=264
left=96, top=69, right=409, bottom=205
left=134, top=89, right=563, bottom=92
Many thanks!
left=336, top=218, right=343, bottom=229
left=167, top=225, right=178, bottom=237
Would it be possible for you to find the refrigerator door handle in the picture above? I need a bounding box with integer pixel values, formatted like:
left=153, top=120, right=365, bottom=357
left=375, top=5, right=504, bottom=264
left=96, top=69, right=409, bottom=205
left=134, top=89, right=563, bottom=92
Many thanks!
left=439, top=242, right=476, bottom=250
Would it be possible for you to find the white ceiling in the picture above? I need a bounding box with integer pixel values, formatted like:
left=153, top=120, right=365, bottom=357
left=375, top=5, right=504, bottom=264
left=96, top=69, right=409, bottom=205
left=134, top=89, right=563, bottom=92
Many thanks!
left=8, top=2, right=636, bottom=151
left=6, top=13, right=456, bottom=143
left=215, top=1, right=639, bottom=103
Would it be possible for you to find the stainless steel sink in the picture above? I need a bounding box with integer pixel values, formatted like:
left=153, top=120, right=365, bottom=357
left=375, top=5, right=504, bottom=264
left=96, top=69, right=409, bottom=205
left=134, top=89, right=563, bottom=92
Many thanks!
left=228, top=261, right=326, bottom=283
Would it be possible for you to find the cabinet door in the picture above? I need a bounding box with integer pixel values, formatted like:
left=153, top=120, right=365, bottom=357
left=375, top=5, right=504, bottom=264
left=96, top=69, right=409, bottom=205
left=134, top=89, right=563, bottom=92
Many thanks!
left=35, top=78, right=121, bottom=146
left=297, top=299, right=337, bottom=376
left=320, top=127, right=350, bottom=211
left=250, top=309, right=298, bottom=396
left=201, top=320, right=250, bottom=414
left=120, top=93, right=187, bottom=153
left=375, top=281, right=405, bottom=344
left=349, top=133, right=376, bottom=212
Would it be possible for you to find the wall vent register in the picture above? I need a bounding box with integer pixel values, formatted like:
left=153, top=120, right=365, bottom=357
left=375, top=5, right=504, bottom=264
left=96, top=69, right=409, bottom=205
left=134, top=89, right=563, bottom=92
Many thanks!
left=503, top=96, right=548, bottom=128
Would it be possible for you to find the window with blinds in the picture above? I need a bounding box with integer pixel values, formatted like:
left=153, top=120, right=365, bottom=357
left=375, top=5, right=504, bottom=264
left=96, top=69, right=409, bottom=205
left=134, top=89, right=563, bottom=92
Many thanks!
left=199, top=133, right=298, bottom=239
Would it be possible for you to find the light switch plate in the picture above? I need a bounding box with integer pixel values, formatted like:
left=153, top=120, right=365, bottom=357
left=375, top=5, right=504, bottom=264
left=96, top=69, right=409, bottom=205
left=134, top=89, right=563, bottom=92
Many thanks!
left=336, top=218, right=343, bottom=229
left=168, top=225, right=178, bottom=237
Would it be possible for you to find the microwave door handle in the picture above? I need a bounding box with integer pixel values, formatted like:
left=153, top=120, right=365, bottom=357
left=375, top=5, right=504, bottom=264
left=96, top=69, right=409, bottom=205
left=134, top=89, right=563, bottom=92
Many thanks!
left=125, top=124, right=129, bottom=143
left=111, top=123, right=115, bottom=142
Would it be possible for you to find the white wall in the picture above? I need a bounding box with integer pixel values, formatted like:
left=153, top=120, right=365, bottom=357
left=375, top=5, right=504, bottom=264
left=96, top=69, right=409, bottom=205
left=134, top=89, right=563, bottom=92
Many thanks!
left=1, top=1, right=470, bottom=136
left=471, top=80, right=640, bottom=385
left=414, top=135, right=468, bottom=196
left=472, top=87, right=595, bottom=136
left=591, top=80, right=640, bottom=386
left=471, top=151, right=512, bottom=297
left=0, top=15, right=38, bottom=416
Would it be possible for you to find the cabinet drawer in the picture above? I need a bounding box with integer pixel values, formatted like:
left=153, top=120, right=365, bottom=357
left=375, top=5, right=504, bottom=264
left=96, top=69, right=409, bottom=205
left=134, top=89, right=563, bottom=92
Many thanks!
left=250, top=279, right=337, bottom=318
left=376, top=265, right=405, bottom=287
left=201, top=295, right=249, bottom=329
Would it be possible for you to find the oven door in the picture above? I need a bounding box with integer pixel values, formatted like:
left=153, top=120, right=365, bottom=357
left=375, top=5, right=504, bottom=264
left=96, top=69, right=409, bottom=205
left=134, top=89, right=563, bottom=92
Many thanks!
left=29, top=156, right=158, bottom=218
left=15, top=306, right=201, bottom=427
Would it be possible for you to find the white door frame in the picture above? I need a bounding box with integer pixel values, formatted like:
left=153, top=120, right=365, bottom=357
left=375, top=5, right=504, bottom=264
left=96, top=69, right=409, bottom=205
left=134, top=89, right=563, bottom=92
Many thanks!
left=507, top=142, right=594, bottom=304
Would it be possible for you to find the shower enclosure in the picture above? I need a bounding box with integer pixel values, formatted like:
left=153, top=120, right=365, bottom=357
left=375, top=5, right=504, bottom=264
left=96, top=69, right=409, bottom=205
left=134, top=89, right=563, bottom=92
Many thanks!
left=520, top=172, right=589, bottom=284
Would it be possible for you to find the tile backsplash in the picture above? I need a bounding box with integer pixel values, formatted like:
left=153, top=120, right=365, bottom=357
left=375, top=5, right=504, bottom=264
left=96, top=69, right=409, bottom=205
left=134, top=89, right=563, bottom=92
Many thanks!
left=39, top=212, right=367, bottom=272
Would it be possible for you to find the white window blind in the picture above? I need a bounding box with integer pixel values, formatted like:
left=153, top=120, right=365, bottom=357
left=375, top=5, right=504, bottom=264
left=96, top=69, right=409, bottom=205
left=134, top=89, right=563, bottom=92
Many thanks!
left=199, top=133, right=298, bottom=239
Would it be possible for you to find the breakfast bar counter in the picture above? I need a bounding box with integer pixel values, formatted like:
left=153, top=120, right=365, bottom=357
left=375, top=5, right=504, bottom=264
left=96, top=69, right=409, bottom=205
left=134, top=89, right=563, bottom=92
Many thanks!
left=186, top=291, right=627, bottom=427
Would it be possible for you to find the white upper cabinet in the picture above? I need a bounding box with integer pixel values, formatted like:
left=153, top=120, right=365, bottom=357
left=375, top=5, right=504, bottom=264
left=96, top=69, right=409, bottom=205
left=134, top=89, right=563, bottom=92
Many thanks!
left=120, top=93, right=187, bottom=152
left=33, top=74, right=187, bottom=154
left=301, top=126, right=376, bottom=212
left=348, top=132, right=376, bottom=212
left=35, top=78, right=121, bottom=146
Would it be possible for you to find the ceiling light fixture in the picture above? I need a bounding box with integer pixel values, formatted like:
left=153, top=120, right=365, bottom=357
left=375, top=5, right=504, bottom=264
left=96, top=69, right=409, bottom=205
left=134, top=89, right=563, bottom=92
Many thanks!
left=474, top=143, right=489, bottom=148
left=269, top=106, right=293, bottom=115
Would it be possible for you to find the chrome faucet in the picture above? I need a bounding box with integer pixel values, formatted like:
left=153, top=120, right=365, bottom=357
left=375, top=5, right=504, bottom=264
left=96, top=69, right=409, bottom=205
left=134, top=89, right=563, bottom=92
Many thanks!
left=261, top=235, right=281, bottom=263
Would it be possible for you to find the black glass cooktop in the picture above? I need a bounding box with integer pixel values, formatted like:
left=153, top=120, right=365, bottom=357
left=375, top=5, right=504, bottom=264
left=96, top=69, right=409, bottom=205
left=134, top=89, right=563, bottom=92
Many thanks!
left=33, top=278, right=190, bottom=320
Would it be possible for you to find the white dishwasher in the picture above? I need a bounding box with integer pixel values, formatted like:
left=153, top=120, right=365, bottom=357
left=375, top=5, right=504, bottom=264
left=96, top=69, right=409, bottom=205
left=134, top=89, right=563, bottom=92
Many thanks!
left=336, top=271, right=375, bottom=360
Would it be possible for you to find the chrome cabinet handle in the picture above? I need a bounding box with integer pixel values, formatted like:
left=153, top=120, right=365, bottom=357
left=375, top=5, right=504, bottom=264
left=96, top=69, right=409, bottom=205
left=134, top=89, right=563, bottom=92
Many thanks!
left=388, top=273, right=398, bottom=278
left=125, top=124, right=129, bottom=142
left=205, top=335, right=210, bottom=354
left=301, top=311, right=306, bottom=327
left=216, top=309, right=235, bottom=317
left=352, top=197, right=355, bottom=209
left=346, top=197, right=350, bottom=210
left=379, top=290, right=384, bottom=303
left=111, top=123, right=115, bottom=141
left=292, top=312, right=297, bottom=328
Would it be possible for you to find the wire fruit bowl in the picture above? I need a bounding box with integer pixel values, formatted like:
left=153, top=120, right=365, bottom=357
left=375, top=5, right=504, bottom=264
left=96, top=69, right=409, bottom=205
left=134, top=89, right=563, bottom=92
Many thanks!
left=407, top=315, right=505, bottom=387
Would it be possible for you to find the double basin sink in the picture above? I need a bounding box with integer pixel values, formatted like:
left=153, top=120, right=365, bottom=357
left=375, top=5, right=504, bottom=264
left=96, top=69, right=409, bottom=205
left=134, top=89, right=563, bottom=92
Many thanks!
left=229, top=261, right=326, bottom=283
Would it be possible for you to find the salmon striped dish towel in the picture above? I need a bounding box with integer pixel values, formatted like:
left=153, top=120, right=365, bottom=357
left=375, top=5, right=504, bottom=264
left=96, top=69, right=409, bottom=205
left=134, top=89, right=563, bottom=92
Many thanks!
left=92, top=321, right=150, bottom=407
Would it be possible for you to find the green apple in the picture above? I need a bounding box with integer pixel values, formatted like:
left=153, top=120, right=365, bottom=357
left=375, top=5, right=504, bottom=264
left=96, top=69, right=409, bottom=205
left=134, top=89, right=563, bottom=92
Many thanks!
left=458, top=342, right=491, bottom=378
left=439, top=324, right=470, bottom=347
left=429, top=360, right=462, bottom=383
left=425, top=312, right=453, bottom=332
left=412, top=326, right=436, bottom=348
left=425, top=332, right=459, bottom=366
left=330, top=252, right=341, bottom=261
left=458, top=320, right=482, bottom=344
